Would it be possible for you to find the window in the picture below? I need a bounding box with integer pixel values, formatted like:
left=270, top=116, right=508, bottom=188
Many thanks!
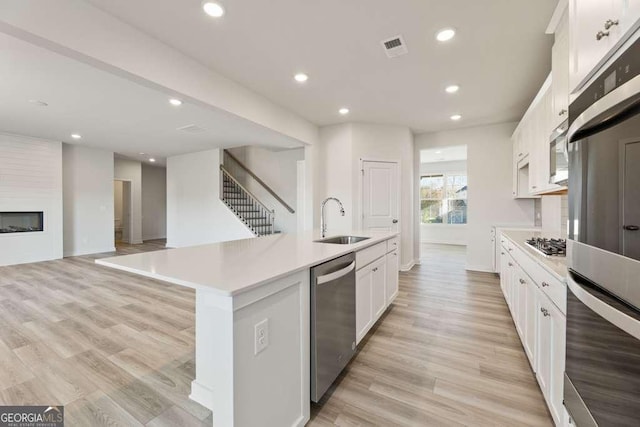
left=420, top=172, right=467, bottom=224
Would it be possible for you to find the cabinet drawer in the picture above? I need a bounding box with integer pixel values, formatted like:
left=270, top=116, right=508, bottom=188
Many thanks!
left=356, top=242, right=386, bottom=270
left=386, top=236, right=399, bottom=254
left=528, top=264, right=566, bottom=315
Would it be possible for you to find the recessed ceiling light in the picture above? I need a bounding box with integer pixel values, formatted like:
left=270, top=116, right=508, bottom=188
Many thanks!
left=445, top=85, right=459, bottom=94
left=149, top=158, right=156, bottom=163
left=71, top=133, right=82, bottom=140
left=450, top=114, right=462, bottom=121
left=339, top=107, right=350, bottom=115
left=139, top=152, right=146, bottom=155
left=202, top=1, right=225, bottom=17
left=436, top=28, right=456, bottom=42
left=169, top=98, right=182, bottom=106
left=28, top=99, right=48, bottom=107
left=294, top=73, right=309, bottom=83
left=436, top=151, right=442, bottom=154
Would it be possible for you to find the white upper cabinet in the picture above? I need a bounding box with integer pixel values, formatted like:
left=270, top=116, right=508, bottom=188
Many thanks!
left=569, top=0, right=640, bottom=92
left=621, top=0, right=640, bottom=34
left=551, top=11, right=570, bottom=128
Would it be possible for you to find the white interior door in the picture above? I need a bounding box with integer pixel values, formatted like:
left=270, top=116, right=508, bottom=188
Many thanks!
left=362, top=161, right=399, bottom=232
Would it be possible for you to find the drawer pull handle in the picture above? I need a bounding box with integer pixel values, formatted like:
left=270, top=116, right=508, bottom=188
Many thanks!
left=508, top=248, right=513, bottom=252
left=542, top=281, right=550, bottom=287
left=373, top=267, right=378, bottom=272
left=519, top=278, right=526, bottom=285
left=508, top=262, right=513, bottom=267
left=596, top=30, right=610, bottom=40
left=540, top=307, right=550, bottom=317
left=501, top=252, right=505, bottom=255
left=604, top=19, right=619, bottom=30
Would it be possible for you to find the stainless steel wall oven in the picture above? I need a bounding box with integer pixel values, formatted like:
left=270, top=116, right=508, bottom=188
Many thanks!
left=566, top=36, right=640, bottom=426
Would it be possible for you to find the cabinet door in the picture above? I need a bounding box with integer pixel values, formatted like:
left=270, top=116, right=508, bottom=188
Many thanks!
left=569, top=0, right=617, bottom=91
left=356, top=267, right=373, bottom=343
left=535, top=290, right=566, bottom=426
left=499, top=249, right=509, bottom=297
left=371, top=257, right=386, bottom=320
left=552, top=14, right=570, bottom=128
left=619, top=0, right=640, bottom=36
left=535, top=289, right=551, bottom=397
left=385, top=251, right=399, bottom=305
left=548, top=300, right=566, bottom=425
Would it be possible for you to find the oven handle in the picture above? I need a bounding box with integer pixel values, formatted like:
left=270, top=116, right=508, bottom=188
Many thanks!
left=568, top=274, right=640, bottom=341
left=568, top=73, right=640, bottom=143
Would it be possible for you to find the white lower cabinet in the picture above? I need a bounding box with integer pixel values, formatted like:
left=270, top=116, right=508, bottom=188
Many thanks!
left=386, top=250, right=399, bottom=305
left=355, top=266, right=373, bottom=343
left=371, top=256, right=387, bottom=320
left=536, top=289, right=566, bottom=426
left=499, top=235, right=567, bottom=426
left=356, top=239, right=400, bottom=344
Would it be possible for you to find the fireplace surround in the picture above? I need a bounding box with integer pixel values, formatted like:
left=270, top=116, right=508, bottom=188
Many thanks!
left=0, top=212, right=44, bottom=233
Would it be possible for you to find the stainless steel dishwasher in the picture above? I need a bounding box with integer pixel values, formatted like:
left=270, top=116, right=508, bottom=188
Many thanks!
left=310, top=252, right=356, bottom=402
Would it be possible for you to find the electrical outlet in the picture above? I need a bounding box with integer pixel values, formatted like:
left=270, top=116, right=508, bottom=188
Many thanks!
left=254, top=318, right=269, bottom=355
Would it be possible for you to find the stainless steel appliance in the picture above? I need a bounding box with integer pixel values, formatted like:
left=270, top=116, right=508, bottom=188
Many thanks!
left=310, top=252, right=356, bottom=402
left=549, top=119, right=569, bottom=185
left=566, top=36, right=640, bottom=426
left=526, top=237, right=566, bottom=257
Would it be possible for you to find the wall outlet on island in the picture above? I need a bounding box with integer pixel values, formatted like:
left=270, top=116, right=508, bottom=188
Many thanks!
left=254, top=318, right=269, bottom=355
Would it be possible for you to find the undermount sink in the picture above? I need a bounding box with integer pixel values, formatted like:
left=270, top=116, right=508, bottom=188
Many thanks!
left=314, top=235, right=370, bottom=245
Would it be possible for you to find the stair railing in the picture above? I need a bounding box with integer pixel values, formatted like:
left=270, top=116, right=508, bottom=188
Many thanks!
left=223, top=150, right=295, bottom=214
left=220, top=165, right=274, bottom=235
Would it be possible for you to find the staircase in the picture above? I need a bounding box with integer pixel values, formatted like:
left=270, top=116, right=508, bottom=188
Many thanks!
left=220, top=150, right=296, bottom=237
left=221, top=166, right=275, bottom=236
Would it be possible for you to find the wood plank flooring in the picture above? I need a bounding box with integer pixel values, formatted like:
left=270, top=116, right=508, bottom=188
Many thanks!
left=0, top=241, right=551, bottom=426
left=0, top=240, right=212, bottom=426
left=309, top=244, right=553, bottom=426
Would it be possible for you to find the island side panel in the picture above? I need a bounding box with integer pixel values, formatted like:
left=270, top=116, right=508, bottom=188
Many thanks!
left=190, top=270, right=310, bottom=427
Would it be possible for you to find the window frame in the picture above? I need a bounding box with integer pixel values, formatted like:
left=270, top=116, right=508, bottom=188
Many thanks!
left=419, top=171, right=467, bottom=225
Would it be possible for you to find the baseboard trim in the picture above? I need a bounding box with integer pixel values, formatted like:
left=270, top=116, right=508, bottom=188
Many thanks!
left=465, top=264, right=497, bottom=273
left=400, top=259, right=418, bottom=272
left=63, top=247, right=117, bottom=258
left=189, top=380, right=214, bottom=411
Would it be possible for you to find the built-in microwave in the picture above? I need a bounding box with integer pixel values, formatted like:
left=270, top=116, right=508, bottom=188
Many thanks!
left=549, top=119, right=568, bottom=186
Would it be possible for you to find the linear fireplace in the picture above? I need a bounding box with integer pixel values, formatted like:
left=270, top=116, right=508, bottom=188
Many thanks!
left=0, top=212, right=44, bottom=233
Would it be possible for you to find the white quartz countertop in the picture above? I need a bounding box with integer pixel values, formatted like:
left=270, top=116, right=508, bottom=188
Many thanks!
left=501, top=229, right=567, bottom=282
left=96, top=230, right=398, bottom=297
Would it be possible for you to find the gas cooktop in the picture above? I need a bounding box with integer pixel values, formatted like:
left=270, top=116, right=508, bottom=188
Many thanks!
left=526, top=237, right=566, bottom=257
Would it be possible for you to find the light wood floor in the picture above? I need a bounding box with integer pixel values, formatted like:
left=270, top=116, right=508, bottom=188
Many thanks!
left=0, top=242, right=551, bottom=426
left=309, top=244, right=552, bottom=426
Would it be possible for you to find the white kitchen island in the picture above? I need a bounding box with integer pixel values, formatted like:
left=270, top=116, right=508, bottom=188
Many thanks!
left=96, top=230, right=399, bottom=427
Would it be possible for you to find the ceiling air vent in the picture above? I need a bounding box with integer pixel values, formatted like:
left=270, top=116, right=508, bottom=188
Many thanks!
left=177, top=124, right=207, bottom=133
left=381, top=35, right=408, bottom=58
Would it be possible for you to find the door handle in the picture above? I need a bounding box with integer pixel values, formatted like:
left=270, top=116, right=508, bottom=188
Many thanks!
left=392, top=219, right=398, bottom=224
left=623, top=225, right=639, bottom=231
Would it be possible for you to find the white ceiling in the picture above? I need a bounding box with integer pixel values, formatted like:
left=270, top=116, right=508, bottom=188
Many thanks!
left=0, top=33, right=304, bottom=165
left=421, top=145, right=467, bottom=163
left=88, top=0, right=557, bottom=133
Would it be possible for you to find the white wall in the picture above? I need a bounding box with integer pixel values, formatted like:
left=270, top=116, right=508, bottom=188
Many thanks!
left=142, top=164, right=166, bottom=240
left=114, top=158, right=143, bottom=244
left=62, top=143, right=115, bottom=256
left=0, top=133, right=63, bottom=266
left=419, top=159, right=468, bottom=245
left=166, top=149, right=255, bottom=248
left=415, top=122, right=535, bottom=271
left=226, top=146, right=304, bottom=234
left=314, top=123, right=415, bottom=270
left=114, top=180, right=123, bottom=236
